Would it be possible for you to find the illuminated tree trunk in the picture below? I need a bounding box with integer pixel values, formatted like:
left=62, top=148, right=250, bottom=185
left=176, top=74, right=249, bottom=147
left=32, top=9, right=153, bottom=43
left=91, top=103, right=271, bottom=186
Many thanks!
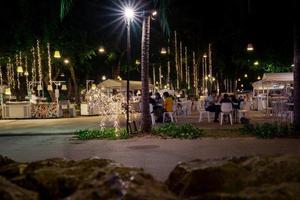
left=141, top=16, right=152, bottom=132
left=68, top=64, right=79, bottom=104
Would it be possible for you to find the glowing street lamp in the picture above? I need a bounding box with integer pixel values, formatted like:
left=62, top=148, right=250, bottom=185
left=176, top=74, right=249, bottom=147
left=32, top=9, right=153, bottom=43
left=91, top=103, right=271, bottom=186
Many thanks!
left=160, top=47, right=167, bottom=55
left=102, top=75, right=107, bottom=81
left=54, top=50, right=61, bottom=58
left=257, top=76, right=261, bottom=80
left=244, top=74, right=248, bottom=78
left=254, top=61, right=259, bottom=66
left=247, top=43, right=254, bottom=52
left=64, top=59, right=70, bottom=64
left=98, top=46, right=105, bottom=54
left=123, top=6, right=135, bottom=133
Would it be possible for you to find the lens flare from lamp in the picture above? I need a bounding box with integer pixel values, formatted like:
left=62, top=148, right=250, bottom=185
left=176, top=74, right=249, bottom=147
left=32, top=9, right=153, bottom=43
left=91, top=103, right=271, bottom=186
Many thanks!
left=124, top=7, right=135, bottom=20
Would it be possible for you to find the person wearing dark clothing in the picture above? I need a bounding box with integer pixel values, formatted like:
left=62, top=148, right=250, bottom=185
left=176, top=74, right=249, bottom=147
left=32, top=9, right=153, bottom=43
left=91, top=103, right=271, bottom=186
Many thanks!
left=205, top=91, right=221, bottom=122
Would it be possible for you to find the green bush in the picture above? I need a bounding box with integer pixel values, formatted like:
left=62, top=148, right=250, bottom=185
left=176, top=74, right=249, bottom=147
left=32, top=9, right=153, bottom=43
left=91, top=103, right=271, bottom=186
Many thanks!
left=75, top=128, right=130, bottom=140
left=240, top=122, right=296, bottom=138
left=153, top=123, right=203, bottom=139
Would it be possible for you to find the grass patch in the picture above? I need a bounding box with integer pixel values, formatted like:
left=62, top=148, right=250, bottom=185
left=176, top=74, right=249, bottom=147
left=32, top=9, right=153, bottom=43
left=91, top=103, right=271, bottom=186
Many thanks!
left=240, top=122, right=297, bottom=138
left=202, top=128, right=248, bottom=138
left=75, top=128, right=130, bottom=140
left=152, top=123, right=203, bottom=139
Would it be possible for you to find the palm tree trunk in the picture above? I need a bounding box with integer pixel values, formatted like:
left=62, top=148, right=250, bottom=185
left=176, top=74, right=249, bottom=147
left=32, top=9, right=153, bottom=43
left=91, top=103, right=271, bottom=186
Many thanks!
left=68, top=64, right=79, bottom=104
left=294, top=18, right=300, bottom=131
left=141, top=16, right=152, bottom=132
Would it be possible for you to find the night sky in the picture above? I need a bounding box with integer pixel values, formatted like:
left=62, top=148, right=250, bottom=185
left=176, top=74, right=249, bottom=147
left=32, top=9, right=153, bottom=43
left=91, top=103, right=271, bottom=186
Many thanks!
left=0, top=0, right=295, bottom=88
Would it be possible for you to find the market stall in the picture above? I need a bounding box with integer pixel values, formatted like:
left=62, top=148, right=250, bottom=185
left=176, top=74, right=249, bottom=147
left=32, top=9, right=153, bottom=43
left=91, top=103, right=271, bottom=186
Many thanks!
left=252, top=72, right=293, bottom=110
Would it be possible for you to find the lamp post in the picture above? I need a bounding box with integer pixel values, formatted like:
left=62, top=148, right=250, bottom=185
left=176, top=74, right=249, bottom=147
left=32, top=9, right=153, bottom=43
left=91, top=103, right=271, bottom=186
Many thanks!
left=124, top=7, right=135, bottom=134
left=86, top=80, right=94, bottom=92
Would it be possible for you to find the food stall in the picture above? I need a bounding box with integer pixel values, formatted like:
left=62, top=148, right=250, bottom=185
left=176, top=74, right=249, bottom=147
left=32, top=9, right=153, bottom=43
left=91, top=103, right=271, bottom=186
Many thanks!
left=252, top=73, right=293, bottom=110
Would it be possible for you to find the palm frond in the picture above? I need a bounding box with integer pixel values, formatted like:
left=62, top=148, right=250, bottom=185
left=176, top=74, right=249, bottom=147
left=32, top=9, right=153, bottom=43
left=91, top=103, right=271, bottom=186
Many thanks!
left=153, top=0, right=170, bottom=36
left=60, top=0, right=73, bottom=20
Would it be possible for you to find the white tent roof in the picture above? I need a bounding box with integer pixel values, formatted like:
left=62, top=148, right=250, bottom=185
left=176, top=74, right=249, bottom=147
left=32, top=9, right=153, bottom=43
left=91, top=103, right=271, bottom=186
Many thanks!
left=252, top=80, right=285, bottom=90
left=252, top=73, right=293, bottom=90
left=262, top=72, right=293, bottom=82
left=97, top=79, right=153, bottom=90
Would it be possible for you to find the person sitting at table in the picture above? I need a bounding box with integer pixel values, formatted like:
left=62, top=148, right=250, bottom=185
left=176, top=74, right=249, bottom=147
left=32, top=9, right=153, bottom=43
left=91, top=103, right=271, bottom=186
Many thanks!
left=230, top=94, right=239, bottom=109
left=163, top=92, right=174, bottom=112
left=154, top=92, right=164, bottom=122
left=205, top=90, right=220, bottom=122
left=220, top=93, right=232, bottom=104
left=163, top=92, right=174, bottom=122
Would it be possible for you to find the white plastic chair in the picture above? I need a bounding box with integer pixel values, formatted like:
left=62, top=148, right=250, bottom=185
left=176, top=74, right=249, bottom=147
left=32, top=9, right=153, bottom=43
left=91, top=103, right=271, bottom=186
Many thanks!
left=197, top=100, right=211, bottom=123
left=149, top=104, right=156, bottom=125
left=163, top=104, right=177, bottom=123
left=220, top=103, right=233, bottom=125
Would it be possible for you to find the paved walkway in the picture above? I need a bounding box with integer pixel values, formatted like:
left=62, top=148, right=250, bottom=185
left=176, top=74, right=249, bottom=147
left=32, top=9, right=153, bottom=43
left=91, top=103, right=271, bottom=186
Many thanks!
left=0, top=111, right=269, bottom=135
left=1, top=135, right=300, bottom=181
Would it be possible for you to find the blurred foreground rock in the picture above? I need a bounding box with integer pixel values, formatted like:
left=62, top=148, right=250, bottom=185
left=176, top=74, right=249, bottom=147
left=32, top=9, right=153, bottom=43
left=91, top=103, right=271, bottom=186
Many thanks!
left=2, top=154, right=300, bottom=200
left=0, top=155, right=178, bottom=200
left=166, top=155, right=300, bottom=200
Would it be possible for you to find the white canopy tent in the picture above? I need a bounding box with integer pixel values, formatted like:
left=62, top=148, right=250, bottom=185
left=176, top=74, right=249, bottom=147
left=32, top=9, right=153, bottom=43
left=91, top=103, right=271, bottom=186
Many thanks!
left=252, top=72, right=293, bottom=91
left=252, top=72, right=293, bottom=109
left=97, top=79, right=154, bottom=91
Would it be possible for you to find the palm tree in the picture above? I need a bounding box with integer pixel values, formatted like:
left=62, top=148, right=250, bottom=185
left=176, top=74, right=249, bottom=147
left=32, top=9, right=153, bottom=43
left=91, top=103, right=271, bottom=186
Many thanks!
left=60, top=0, right=170, bottom=132
left=140, top=0, right=170, bottom=132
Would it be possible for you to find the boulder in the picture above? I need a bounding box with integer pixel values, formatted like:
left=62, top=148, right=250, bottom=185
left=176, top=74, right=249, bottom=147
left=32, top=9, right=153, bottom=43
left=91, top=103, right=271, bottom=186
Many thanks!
left=0, top=156, right=179, bottom=200
left=0, top=176, right=38, bottom=200
left=166, top=155, right=300, bottom=200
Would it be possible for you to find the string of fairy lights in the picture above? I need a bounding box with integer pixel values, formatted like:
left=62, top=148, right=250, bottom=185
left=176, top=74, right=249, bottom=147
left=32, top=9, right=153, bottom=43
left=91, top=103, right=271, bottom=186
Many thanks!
left=86, top=88, right=135, bottom=135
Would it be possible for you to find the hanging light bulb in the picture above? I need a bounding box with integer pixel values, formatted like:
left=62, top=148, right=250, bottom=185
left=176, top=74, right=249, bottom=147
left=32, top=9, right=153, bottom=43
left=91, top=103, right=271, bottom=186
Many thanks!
left=24, top=71, right=29, bottom=76
left=17, top=66, right=23, bottom=73
left=244, top=74, right=248, bottom=78
left=47, top=84, right=53, bottom=91
left=5, top=87, right=11, bottom=95
left=91, top=83, right=97, bottom=90
left=37, top=84, right=43, bottom=91
left=61, top=84, right=67, bottom=91
left=54, top=50, right=61, bottom=58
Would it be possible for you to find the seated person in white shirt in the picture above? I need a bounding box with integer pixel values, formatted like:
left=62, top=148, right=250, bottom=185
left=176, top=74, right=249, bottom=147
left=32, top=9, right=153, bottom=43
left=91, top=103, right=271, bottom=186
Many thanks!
left=205, top=90, right=221, bottom=122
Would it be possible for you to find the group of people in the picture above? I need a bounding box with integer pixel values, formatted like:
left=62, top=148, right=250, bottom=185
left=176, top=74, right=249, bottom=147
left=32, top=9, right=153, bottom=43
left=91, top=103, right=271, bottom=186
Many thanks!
left=204, top=91, right=246, bottom=122
left=149, top=92, right=174, bottom=122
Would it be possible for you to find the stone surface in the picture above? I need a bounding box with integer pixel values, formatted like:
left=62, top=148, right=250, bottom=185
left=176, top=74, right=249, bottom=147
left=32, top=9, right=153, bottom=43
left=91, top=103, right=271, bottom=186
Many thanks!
left=0, top=176, right=38, bottom=200
left=0, top=155, right=179, bottom=200
left=167, top=155, right=300, bottom=200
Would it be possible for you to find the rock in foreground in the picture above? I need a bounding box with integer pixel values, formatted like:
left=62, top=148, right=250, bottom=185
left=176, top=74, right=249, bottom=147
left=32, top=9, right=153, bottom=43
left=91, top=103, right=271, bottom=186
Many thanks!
left=0, top=155, right=178, bottom=200
left=166, top=155, right=300, bottom=200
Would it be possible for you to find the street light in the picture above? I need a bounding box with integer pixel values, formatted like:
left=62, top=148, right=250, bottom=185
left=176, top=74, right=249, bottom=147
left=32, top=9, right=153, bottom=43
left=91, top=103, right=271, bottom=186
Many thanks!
left=102, top=75, right=107, bottom=81
left=247, top=43, right=254, bottom=52
left=123, top=6, right=135, bottom=134
left=98, top=46, right=105, bottom=54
